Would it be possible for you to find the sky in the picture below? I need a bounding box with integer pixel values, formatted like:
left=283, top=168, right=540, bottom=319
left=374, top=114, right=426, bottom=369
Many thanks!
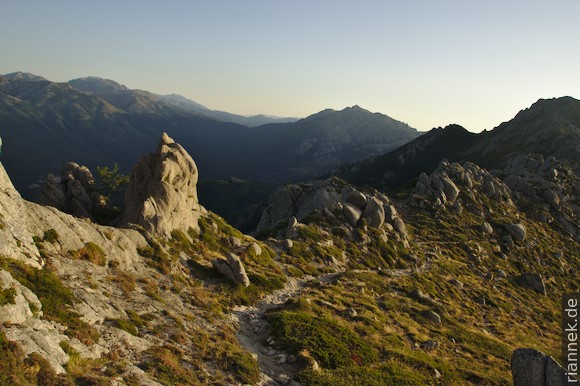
left=1, top=0, right=579, bottom=132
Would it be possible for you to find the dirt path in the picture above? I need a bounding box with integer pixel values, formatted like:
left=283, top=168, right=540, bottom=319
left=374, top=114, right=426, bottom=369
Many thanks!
left=229, top=274, right=337, bottom=385
left=229, top=266, right=427, bottom=385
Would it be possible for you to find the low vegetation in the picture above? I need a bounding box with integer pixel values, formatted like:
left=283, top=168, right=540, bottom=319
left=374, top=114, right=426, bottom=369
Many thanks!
left=0, top=257, right=99, bottom=345
left=0, top=285, right=16, bottom=306
left=69, top=242, right=107, bottom=266
left=0, top=331, right=66, bottom=386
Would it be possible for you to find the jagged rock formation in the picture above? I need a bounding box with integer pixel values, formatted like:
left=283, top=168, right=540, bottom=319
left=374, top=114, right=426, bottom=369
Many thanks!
left=410, top=160, right=513, bottom=210
left=122, top=132, right=206, bottom=238
left=511, top=348, right=573, bottom=385
left=35, top=162, right=103, bottom=219
left=257, top=177, right=407, bottom=237
left=501, top=153, right=579, bottom=239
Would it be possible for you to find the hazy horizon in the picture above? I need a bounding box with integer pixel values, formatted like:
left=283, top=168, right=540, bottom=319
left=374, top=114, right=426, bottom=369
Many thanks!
left=1, top=1, right=579, bottom=132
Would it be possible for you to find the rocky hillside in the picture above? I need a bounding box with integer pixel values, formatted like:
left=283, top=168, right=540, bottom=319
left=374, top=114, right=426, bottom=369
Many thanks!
left=253, top=161, right=577, bottom=384
left=1, top=134, right=577, bottom=384
left=0, top=134, right=289, bottom=385
left=465, top=96, right=580, bottom=172
left=338, top=124, right=480, bottom=190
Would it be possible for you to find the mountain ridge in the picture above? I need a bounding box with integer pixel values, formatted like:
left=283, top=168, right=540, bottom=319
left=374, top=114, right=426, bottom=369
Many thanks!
left=67, top=75, right=298, bottom=127
left=0, top=73, right=419, bottom=202
left=338, top=96, right=580, bottom=192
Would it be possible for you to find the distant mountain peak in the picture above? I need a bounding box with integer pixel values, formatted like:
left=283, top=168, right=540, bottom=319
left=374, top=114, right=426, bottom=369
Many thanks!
left=68, top=77, right=129, bottom=93
left=509, top=96, right=579, bottom=122
left=342, top=105, right=368, bottom=113
left=2, top=71, right=48, bottom=82
left=440, top=124, right=469, bottom=133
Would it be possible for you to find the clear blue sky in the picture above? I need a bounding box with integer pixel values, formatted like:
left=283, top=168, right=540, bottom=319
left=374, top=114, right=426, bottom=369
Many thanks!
left=1, top=0, right=579, bottom=132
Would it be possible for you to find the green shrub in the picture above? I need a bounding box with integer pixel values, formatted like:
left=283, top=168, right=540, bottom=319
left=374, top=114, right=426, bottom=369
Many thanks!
left=170, top=229, right=191, bottom=248
left=111, top=318, right=138, bottom=336
left=138, top=242, right=172, bottom=274
left=96, top=163, right=130, bottom=205
left=198, top=217, right=222, bottom=252
left=140, top=345, right=201, bottom=385
left=221, top=347, right=260, bottom=384
left=0, top=331, right=66, bottom=385
left=448, top=326, right=513, bottom=361
left=267, top=311, right=378, bottom=369
left=296, top=225, right=323, bottom=242
left=0, top=286, right=17, bottom=306
left=42, top=229, right=59, bottom=243
left=298, top=362, right=428, bottom=386
left=75, top=242, right=106, bottom=266
left=109, top=271, right=136, bottom=295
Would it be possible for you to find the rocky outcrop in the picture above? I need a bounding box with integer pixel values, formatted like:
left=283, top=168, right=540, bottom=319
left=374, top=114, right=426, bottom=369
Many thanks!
left=122, top=133, right=206, bottom=238
left=410, top=160, right=513, bottom=210
left=0, top=269, right=42, bottom=325
left=35, top=162, right=102, bottom=219
left=511, top=348, right=572, bottom=385
left=502, top=154, right=579, bottom=240
left=0, top=163, right=43, bottom=267
left=0, top=159, right=150, bottom=374
left=0, top=137, right=268, bottom=384
left=5, top=163, right=142, bottom=270
left=505, top=223, right=526, bottom=241
left=212, top=253, right=251, bottom=287
left=361, top=197, right=386, bottom=228
left=257, top=177, right=407, bottom=236
left=515, top=273, right=547, bottom=295
left=481, top=221, right=493, bottom=234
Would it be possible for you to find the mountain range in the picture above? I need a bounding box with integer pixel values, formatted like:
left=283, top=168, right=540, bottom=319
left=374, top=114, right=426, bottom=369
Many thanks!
left=0, top=72, right=420, bottom=201
left=0, top=70, right=578, bottom=385
left=68, top=76, right=298, bottom=127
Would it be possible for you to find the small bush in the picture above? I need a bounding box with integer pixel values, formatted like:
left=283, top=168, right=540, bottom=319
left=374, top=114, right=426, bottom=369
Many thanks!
left=126, top=309, right=149, bottom=330
left=75, top=242, right=106, bottom=266
left=0, top=286, right=17, bottom=306
left=110, top=271, right=136, bottom=295
left=140, top=345, right=201, bottom=385
left=111, top=318, right=139, bottom=336
left=298, top=362, right=428, bottom=386
left=170, top=229, right=191, bottom=248
left=42, top=229, right=59, bottom=243
left=138, top=242, right=172, bottom=274
left=296, top=225, right=323, bottom=242
left=0, top=331, right=67, bottom=386
left=61, top=340, right=107, bottom=384
left=198, top=217, right=221, bottom=252
left=222, top=347, right=260, bottom=384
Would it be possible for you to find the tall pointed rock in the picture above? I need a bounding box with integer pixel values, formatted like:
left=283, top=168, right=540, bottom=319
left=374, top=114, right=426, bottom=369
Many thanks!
left=122, top=132, right=205, bottom=237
